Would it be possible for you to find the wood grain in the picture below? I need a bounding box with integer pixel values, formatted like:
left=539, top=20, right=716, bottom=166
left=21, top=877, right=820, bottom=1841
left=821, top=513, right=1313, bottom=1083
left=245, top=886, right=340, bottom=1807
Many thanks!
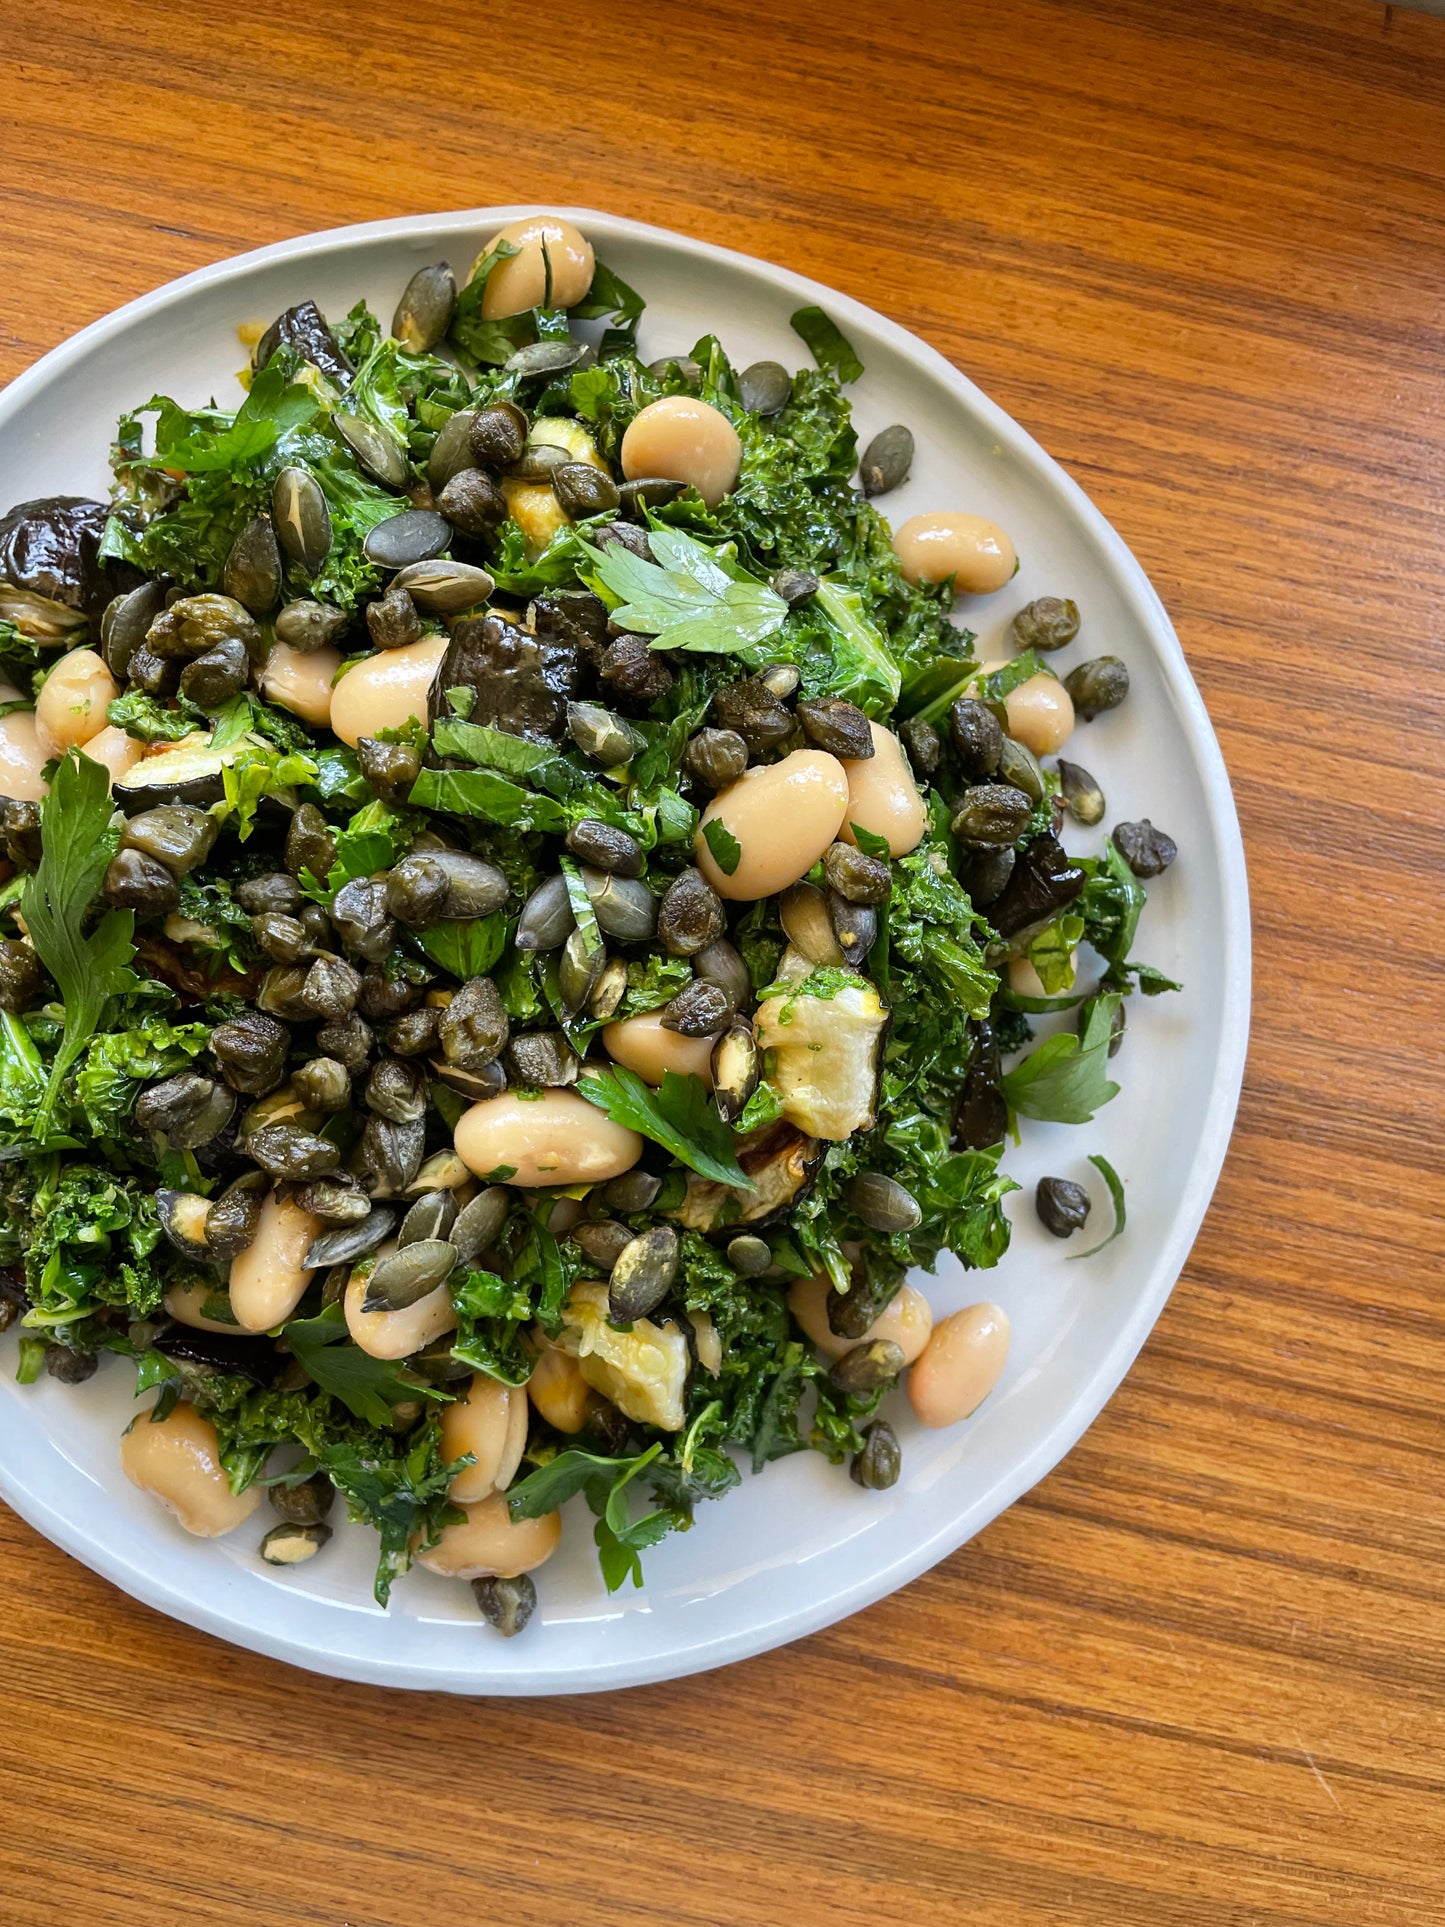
left=3, top=0, right=1444, bottom=1920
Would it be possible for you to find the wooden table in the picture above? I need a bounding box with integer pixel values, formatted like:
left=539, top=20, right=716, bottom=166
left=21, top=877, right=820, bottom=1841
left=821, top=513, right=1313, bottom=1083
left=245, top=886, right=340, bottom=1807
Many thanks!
left=4, top=1, right=1444, bottom=1920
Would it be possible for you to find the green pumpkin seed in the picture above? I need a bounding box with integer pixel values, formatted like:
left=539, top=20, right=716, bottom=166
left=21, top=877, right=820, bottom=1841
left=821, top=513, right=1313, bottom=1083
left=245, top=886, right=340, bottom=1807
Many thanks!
left=271, top=466, right=333, bottom=574
left=392, top=262, right=457, bottom=353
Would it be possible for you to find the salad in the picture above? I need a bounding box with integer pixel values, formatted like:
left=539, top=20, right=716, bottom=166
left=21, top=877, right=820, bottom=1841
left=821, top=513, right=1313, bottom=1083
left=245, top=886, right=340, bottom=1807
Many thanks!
left=0, top=216, right=1179, bottom=1637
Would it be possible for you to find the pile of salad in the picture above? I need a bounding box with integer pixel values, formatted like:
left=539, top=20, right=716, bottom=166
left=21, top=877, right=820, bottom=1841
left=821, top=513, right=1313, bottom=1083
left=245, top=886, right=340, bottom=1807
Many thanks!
left=0, top=216, right=1178, bottom=1636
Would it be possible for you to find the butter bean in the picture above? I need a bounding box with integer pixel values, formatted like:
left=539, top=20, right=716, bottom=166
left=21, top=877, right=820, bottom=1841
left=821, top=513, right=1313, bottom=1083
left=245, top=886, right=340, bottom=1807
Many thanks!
left=0, top=711, right=48, bottom=802
left=1003, top=671, right=1075, bottom=756
left=788, top=1274, right=933, bottom=1365
left=344, top=1256, right=458, bottom=1360
left=527, top=1337, right=592, bottom=1433
left=893, top=513, right=1017, bottom=594
left=621, top=396, right=741, bottom=508
left=35, top=647, right=116, bottom=758
left=228, top=1189, right=321, bottom=1332
left=453, top=1084, right=642, bottom=1188
left=120, top=1401, right=263, bottom=1537
left=695, top=749, right=849, bottom=901
left=908, top=1302, right=1010, bottom=1427
left=1008, top=949, right=1077, bottom=999
left=442, top=1373, right=530, bottom=1502
left=602, top=1009, right=714, bottom=1089
left=81, top=723, right=145, bottom=790
left=414, top=1491, right=562, bottom=1579
left=838, top=722, right=927, bottom=857
left=329, top=637, right=448, bottom=747
left=258, top=640, right=341, bottom=729
left=162, top=1280, right=238, bottom=1334
left=477, top=216, right=595, bottom=320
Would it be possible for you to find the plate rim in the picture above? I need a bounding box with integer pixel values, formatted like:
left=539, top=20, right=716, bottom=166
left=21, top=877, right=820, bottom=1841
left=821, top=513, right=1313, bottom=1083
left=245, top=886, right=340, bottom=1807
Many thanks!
left=0, top=205, right=1252, bottom=1694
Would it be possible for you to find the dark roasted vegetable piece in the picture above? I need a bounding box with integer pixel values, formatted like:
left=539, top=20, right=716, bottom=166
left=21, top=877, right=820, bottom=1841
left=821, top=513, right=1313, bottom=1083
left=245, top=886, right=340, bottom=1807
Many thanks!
left=955, top=1019, right=1007, bottom=1149
left=986, top=833, right=1087, bottom=939
left=0, top=496, right=139, bottom=625
left=254, top=299, right=353, bottom=386
left=431, top=612, right=578, bottom=742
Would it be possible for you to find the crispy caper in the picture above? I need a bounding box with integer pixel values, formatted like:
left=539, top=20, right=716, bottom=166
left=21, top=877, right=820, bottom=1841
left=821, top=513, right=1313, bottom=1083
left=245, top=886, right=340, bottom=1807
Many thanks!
left=0, top=939, right=44, bottom=1013
left=269, top=1472, right=336, bottom=1526
left=381, top=1006, right=440, bottom=1056
left=949, top=697, right=1003, bottom=779
left=822, top=841, right=892, bottom=905
left=1063, top=655, right=1129, bottom=720
left=950, top=784, right=1033, bottom=849
left=1036, top=1176, right=1091, bottom=1238
left=248, top=1121, right=341, bottom=1181
left=553, top=463, right=621, bottom=519
left=830, top=1339, right=906, bottom=1393
left=1112, top=819, right=1177, bottom=878
left=330, top=877, right=396, bottom=962
left=211, top=1010, right=290, bottom=1096
left=120, top=805, right=219, bottom=878
left=468, top=401, right=528, bottom=469
left=236, top=872, right=301, bottom=916
left=364, top=1055, right=428, bottom=1123
left=1012, top=596, right=1080, bottom=652
left=711, top=676, right=792, bottom=752
left=660, top=980, right=731, bottom=1038
left=102, top=848, right=179, bottom=915
left=146, top=593, right=260, bottom=662
left=134, top=1073, right=235, bottom=1150
left=292, top=1056, right=351, bottom=1111
left=357, top=965, right=424, bottom=1022
left=366, top=585, right=422, bottom=651
left=898, top=715, right=941, bottom=777
left=438, top=976, right=509, bottom=1069
left=354, top=737, right=421, bottom=801
left=45, top=1345, right=98, bottom=1384
left=598, top=634, right=674, bottom=710
left=796, top=697, right=874, bottom=759
left=285, top=804, right=336, bottom=884
left=385, top=854, right=449, bottom=929
left=275, top=600, right=349, bottom=653
left=315, top=1012, right=374, bottom=1072
left=850, top=1420, right=901, bottom=1491
left=658, top=868, right=725, bottom=956
left=437, top=467, right=506, bottom=535
left=506, top=1031, right=580, bottom=1088
left=684, top=728, right=748, bottom=790
left=771, top=567, right=819, bottom=605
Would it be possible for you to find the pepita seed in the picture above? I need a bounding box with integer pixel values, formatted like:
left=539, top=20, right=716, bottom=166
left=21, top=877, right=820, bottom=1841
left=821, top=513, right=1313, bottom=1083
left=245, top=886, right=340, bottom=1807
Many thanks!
left=846, top=1171, right=923, bottom=1234
left=334, top=410, right=409, bottom=489
left=1056, top=759, right=1105, bottom=826
left=392, top=262, right=457, bottom=353
left=450, top=1185, right=513, bottom=1265
left=361, top=1237, right=457, bottom=1313
left=726, top=1234, right=772, bottom=1276
left=607, top=1225, right=679, bottom=1322
left=303, top=1206, right=396, bottom=1269
left=272, top=466, right=333, bottom=575
left=222, top=514, right=282, bottom=616
left=738, top=359, right=792, bottom=415
left=711, top=1022, right=760, bottom=1124
left=390, top=558, right=495, bottom=615
left=363, top=509, right=452, bottom=570
left=572, top=1219, right=636, bottom=1272
left=398, top=1189, right=458, bottom=1247
left=859, top=423, right=914, bottom=497
left=505, top=339, right=587, bottom=378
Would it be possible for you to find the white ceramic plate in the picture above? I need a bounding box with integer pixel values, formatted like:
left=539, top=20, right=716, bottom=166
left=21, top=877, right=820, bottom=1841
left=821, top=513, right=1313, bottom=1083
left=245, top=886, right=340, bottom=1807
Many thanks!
left=0, top=208, right=1249, bottom=1694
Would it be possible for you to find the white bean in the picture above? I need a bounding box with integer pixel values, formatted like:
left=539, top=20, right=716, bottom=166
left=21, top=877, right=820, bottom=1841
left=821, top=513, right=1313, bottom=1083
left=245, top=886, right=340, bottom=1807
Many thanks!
left=0, top=711, right=48, bottom=802
left=227, top=1189, right=320, bottom=1332
left=838, top=721, right=928, bottom=857
left=119, top=1401, right=263, bottom=1537
left=414, top=1492, right=562, bottom=1579
left=257, top=640, right=340, bottom=729
left=893, top=513, right=1017, bottom=594
left=453, top=1085, right=642, bottom=1188
left=1003, top=671, right=1075, bottom=755
left=35, top=647, right=116, bottom=758
left=695, top=749, right=849, bottom=900
left=344, top=1255, right=458, bottom=1361
left=621, top=396, right=741, bottom=508
left=441, top=1373, right=530, bottom=1502
left=477, top=217, right=595, bottom=320
left=602, top=1009, right=715, bottom=1089
left=908, top=1302, right=1011, bottom=1427
left=787, top=1274, right=933, bottom=1365
left=1008, top=950, right=1077, bottom=999
left=526, top=1337, right=591, bottom=1433
left=81, top=723, right=145, bottom=790
left=163, top=1280, right=239, bottom=1334
left=329, top=637, right=448, bottom=748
